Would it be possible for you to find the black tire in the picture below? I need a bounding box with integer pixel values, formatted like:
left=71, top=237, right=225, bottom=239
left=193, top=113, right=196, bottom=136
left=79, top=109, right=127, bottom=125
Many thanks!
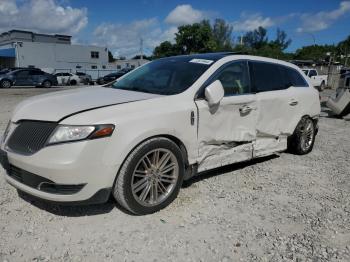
left=42, top=80, right=52, bottom=88
left=288, top=117, right=316, bottom=155
left=70, top=80, right=77, bottom=86
left=319, top=81, right=326, bottom=91
left=113, top=137, right=185, bottom=215
left=0, top=79, right=12, bottom=88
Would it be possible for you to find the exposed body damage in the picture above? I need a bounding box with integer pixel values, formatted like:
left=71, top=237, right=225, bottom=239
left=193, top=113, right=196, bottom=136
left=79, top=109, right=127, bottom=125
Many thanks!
left=195, top=86, right=319, bottom=172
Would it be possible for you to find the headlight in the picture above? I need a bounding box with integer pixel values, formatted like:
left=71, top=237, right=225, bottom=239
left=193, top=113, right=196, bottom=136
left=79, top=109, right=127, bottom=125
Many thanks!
left=2, top=121, right=17, bottom=143
left=47, top=124, right=115, bottom=145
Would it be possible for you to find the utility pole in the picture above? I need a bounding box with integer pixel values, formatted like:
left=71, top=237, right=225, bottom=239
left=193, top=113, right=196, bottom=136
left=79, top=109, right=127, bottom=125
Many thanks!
left=140, top=38, right=144, bottom=61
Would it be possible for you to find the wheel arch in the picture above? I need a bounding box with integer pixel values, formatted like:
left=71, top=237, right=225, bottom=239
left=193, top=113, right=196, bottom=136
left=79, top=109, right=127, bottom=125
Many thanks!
left=121, top=134, right=189, bottom=169
left=1, top=78, right=13, bottom=85
left=111, top=134, right=189, bottom=191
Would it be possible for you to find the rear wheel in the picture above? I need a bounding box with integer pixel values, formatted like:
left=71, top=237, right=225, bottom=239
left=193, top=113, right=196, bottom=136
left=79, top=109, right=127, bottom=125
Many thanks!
left=288, top=117, right=316, bottom=155
left=42, top=80, right=52, bottom=88
left=113, top=137, right=185, bottom=215
left=1, top=80, right=11, bottom=88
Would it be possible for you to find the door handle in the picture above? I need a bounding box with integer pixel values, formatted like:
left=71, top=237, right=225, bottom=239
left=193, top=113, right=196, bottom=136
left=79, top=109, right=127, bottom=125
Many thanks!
left=289, top=100, right=298, bottom=106
left=239, top=105, right=254, bottom=114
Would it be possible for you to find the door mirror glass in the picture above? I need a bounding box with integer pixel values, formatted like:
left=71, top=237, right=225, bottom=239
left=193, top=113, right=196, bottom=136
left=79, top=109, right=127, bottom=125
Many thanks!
left=205, top=80, right=224, bottom=106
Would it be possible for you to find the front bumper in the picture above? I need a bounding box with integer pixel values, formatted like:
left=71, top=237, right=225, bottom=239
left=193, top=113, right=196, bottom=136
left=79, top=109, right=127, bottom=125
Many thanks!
left=0, top=138, right=119, bottom=205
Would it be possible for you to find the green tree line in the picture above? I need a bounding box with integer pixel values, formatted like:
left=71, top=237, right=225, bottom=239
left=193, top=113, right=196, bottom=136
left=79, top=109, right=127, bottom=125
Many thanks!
left=152, top=19, right=350, bottom=65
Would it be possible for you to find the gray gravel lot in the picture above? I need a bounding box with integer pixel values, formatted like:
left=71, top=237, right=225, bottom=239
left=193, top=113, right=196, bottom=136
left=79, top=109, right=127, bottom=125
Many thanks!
left=0, top=87, right=349, bottom=262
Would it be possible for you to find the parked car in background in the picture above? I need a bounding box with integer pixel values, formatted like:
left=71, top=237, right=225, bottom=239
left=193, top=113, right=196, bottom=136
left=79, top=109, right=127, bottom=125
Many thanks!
left=0, top=53, right=320, bottom=215
left=0, top=67, right=31, bottom=75
left=76, top=72, right=93, bottom=85
left=327, top=73, right=350, bottom=117
left=302, top=68, right=328, bottom=91
left=54, top=72, right=81, bottom=86
left=0, top=68, right=57, bottom=88
left=96, top=68, right=133, bottom=85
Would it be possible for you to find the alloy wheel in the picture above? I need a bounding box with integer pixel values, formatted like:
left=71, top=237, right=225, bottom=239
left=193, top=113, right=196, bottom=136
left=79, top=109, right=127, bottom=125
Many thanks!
left=131, top=148, right=179, bottom=207
left=300, top=119, right=314, bottom=152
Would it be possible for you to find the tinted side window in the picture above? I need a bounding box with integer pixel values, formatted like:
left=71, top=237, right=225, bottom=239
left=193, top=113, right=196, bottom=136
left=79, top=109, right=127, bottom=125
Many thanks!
left=15, top=70, right=29, bottom=77
left=250, top=62, right=285, bottom=92
left=285, top=67, right=308, bottom=87
left=212, top=61, right=250, bottom=96
left=346, top=77, right=350, bottom=87
left=309, top=70, right=317, bottom=77
left=30, top=70, right=44, bottom=76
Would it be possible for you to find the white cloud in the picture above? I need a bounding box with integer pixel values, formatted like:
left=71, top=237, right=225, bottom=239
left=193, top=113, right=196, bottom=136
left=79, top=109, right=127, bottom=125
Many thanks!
left=0, top=0, right=88, bottom=35
left=165, top=5, right=207, bottom=26
left=297, top=1, right=350, bottom=32
left=93, top=19, right=177, bottom=58
left=232, top=13, right=274, bottom=32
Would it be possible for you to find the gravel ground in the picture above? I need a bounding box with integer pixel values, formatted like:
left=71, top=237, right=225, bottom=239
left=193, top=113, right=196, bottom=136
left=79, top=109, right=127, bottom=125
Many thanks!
left=0, top=88, right=349, bottom=262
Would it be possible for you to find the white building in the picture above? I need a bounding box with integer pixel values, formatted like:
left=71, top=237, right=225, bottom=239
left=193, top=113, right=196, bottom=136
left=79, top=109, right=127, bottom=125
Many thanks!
left=0, top=30, right=108, bottom=72
left=111, top=58, right=150, bottom=70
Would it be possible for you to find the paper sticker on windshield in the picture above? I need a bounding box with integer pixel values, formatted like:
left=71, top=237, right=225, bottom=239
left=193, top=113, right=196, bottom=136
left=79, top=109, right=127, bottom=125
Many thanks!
left=189, top=59, right=214, bottom=65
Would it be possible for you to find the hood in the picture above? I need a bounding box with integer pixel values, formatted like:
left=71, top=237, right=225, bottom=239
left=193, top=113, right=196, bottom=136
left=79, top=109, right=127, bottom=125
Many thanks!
left=12, top=87, right=162, bottom=122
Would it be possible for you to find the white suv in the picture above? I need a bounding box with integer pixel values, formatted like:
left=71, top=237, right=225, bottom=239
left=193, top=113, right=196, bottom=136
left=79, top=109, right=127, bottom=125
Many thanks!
left=0, top=53, right=320, bottom=215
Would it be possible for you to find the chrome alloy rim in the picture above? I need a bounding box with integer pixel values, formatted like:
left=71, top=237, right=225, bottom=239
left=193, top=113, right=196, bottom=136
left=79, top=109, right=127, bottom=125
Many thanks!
left=131, top=149, right=179, bottom=207
left=300, top=119, right=314, bottom=152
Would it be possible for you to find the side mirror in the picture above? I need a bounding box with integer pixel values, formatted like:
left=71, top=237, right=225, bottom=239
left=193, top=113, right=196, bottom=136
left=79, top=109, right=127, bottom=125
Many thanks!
left=205, top=80, right=224, bottom=106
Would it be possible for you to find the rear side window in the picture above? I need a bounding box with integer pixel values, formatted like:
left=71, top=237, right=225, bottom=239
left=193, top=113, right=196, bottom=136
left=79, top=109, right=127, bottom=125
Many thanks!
left=30, top=70, right=44, bottom=76
left=249, top=62, right=286, bottom=92
left=284, top=67, right=308, bottom=87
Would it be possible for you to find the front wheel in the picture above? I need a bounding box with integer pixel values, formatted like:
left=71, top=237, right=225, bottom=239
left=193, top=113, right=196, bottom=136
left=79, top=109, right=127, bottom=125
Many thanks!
left=288, top=117, right=316, bottom=155
left=113, top=137, right=185, bottom=215
left=0, top=80, right=11, bottom=88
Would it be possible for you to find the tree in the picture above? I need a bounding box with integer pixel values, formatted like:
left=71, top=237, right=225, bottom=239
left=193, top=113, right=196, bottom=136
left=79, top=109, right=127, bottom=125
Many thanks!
left=132, top=55, right=152, bottom=60
left=153, top=41, right=178, bottom=58
left=212, top=19, right=233, bottom=51
left=175, top=20, right=217, bottom=54
left=108, top=50, right=115, bottom=62
left=243, top=26, right=268, bottom=49
left=338, top=35, right=350, bottom=66
left=153, top=19, right=234, bottom=57
left=294, top=44, right=337, bottom=61
left=272, top=28, right=292, bottom=50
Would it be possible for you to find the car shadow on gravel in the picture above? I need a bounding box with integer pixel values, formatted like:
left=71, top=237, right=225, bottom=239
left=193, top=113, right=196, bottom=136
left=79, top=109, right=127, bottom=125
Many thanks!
left=17, top=190, right=116, bottom=217
left=16, top=155, right=279, bottom=217
left=182, top=154, right=279, bottom=188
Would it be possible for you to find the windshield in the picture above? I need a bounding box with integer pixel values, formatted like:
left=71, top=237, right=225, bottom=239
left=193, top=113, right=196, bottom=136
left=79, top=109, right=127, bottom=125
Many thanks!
left=111, top=58, right=210, bottom=95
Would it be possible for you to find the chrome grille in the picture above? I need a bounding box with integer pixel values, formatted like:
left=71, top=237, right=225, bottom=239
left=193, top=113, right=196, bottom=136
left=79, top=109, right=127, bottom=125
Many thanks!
left=6, top=121, right=57, bottom=155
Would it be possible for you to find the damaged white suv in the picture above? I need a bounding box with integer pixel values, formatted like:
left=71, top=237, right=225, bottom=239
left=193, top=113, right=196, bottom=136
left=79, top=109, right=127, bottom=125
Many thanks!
left=0, top=53, right=320, bottom=215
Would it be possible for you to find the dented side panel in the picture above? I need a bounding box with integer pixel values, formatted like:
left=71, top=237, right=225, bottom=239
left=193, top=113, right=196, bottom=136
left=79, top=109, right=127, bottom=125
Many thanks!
left=195, top=94, right=257, bottom=172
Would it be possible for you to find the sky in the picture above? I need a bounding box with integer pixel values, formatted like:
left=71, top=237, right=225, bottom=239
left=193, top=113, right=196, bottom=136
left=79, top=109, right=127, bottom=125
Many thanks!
left=0, top=0, right=349, bottom=58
